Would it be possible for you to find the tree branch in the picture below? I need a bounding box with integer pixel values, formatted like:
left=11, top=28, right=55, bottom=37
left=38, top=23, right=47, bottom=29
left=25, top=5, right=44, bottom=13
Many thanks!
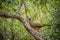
left=0, top=13, right=43, bottom=40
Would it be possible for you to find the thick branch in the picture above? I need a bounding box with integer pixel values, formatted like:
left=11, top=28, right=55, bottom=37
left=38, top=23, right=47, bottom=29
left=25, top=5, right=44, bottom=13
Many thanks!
left=0, top=13, right=43, bottom=40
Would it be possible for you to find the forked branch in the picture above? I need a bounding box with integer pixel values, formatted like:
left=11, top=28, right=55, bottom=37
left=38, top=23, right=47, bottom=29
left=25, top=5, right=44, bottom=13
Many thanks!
left=0, top=13, right=43, bottom=40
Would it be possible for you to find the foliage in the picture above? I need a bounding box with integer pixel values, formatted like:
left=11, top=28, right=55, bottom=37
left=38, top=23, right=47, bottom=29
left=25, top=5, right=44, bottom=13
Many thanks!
left=0, top=0, right=60, bottom=40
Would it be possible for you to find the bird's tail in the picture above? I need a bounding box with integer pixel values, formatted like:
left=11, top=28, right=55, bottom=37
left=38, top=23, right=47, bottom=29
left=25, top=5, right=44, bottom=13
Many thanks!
left=43, top=24, right=52, bottom=26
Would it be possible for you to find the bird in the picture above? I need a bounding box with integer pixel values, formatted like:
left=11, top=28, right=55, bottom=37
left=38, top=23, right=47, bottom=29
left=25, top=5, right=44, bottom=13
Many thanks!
left=28, top=17, right=51, bottom=30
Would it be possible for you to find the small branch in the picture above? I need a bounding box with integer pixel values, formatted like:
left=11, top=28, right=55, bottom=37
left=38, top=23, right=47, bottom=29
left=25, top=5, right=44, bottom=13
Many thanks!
left=0, top=13, right=43, bottom=40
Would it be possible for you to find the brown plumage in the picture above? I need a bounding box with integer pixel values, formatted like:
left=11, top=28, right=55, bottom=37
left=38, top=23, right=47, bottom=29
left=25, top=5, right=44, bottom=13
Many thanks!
left=28, top=18, right=44, bottom=30
left=30, top=23, right=44, bottom=30
left=28, top=17, right=51, bottom=30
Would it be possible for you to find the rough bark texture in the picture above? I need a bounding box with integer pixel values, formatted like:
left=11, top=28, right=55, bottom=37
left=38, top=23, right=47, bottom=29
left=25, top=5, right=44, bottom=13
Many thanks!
left=0, top=13, right=43, bottom=40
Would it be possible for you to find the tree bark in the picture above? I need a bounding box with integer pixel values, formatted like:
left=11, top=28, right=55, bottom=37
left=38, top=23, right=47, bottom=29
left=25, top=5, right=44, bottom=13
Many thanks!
left=0, top=13, right=43, bottom=40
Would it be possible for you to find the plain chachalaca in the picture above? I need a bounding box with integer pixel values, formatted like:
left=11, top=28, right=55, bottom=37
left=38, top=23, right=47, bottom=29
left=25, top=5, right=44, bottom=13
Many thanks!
left=28, top=17, right=51, bottom=30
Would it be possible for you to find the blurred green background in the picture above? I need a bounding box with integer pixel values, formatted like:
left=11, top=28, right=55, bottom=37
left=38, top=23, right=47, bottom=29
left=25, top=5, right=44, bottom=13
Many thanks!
left=0, top=0, right=60, bottom=40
